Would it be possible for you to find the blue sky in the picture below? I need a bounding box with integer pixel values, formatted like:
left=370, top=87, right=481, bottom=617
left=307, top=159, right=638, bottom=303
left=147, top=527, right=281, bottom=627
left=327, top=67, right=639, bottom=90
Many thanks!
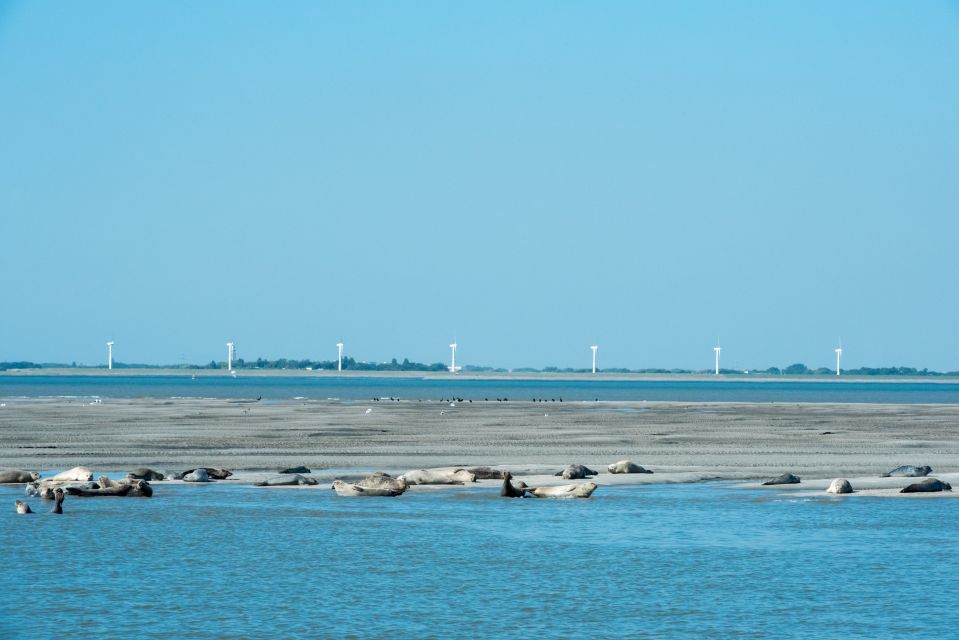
left=1, top=1, right=957, bottom=370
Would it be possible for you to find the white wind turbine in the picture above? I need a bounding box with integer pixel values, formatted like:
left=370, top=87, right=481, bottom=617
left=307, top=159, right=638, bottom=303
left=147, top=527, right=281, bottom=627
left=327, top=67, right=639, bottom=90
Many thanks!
left=106, top=341, right=114, bottom=370
left=590, top=345, right=598, bottom=374
left=835, top=340, right=843, bottom=376
left=713, top=342, right=721, bottom=375
left=226, top=342, right=234, bottom=372
left=449, top=341, right=460, bottom=373
left=336, top=342, right=344, bottom=372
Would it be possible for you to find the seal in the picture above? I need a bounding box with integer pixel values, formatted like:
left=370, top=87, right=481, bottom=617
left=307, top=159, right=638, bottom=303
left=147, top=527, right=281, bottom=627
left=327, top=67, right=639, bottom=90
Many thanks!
left=900, top=478, right=952, bottom=493
left=881, top=465, right=932, bottom=478
left=50, top=467, right=94, bottom=482
left=279, top=466, right=311, bottom=474
left=127, top=468, right=165, bottom=481
left=607, top=460, right=652, bottom=474
left=467, top=467, right=510, bottom=480
left=527, top=482, right=597, bottom=499
left=826, top=478, right=853, bottom=494
left=176, top=468, right=232, bottom=480
left=555, top=464, right=599, bottom=480
left=181, top=468, right=211, bottom=482
left=254, top=474, right=319, bottom=487
left=398, top=469, right=476, bottom=485
left=51, top=488, right=65, bottom=514
left=15, top=500, right=33, bottom=514
left=762, top=473, right=801, bottom=485
left=356, top=472, right=407, bottom=492
left=331, top=479, right=406, bottom=497
left=66, top=477, right=153, bottom=497
left=499, top=471, right=528, bottom=498
left=0, top=470, right=40, bottom=484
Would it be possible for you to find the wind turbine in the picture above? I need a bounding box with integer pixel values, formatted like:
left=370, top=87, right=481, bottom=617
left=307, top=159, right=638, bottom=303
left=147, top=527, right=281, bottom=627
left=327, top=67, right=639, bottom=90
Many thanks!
left=336, top=342, right=344, bottom=371
left=226, top=342, right=234, bottom=372
left=106, top=341, right=114, bottom=370
left=835, top=340, right=843, bottom=376
left=713, top=342, right=721, bottom=375
left=590, top=345, right=598, bottom=374
left=449, top=341, right=460, bottom=373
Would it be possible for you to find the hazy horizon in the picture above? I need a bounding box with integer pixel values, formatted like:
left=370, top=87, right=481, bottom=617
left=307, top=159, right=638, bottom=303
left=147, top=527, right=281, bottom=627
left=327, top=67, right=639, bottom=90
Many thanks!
left=2, top=2, right=957, bottom=370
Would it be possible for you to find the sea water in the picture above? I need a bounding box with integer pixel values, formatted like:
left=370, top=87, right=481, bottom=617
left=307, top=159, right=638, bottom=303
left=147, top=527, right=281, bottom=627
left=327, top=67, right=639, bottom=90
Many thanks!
left=3, top=482, right=956, bottom=638
left=3, top=374, right=959, bottom=403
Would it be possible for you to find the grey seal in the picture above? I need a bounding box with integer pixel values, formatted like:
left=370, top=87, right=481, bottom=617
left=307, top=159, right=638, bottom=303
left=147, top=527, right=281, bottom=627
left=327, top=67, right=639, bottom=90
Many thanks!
left=254, top=474, right=318, bottom=487
left=181, top=469, right=211, bottom=482
left=279, top=466, right=311, bottom=474
left=0, top=470, right=40, bottom=484
left=127, top=468, right=165, bottom=481
left=356, top=472, right=407, bottom=492
left=881, top=465, right=932, bottom=478
left=900, top=478, right=952, bottom=493
left=555, top=464, right=599, bottom=480
left=175, top=467, right=232, bottom=480
left=66, top=477, right=153, bottom=497
left=467, top=467, right=510, bottom=480
left=499, top=472, right=528, bottom=498
left=826, top=478, right=853, bottom=494
left=607, top=460, right=653, bottom=474
left=15, top=500, right=32, bottom=514
left=51, top=488, right=65, bottom=514
left=762, top=473, right=801, bottom=485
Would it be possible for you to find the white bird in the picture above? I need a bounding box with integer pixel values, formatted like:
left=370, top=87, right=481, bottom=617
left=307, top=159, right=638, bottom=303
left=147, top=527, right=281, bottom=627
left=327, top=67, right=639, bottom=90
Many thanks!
left=365, top=408, right=372, bottom=415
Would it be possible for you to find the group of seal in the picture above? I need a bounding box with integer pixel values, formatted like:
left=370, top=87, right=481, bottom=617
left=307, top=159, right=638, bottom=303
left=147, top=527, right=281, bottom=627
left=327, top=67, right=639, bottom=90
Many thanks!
left=759, top=463, right=952, bottom=496
left=15, top=488, right=64, bottom=514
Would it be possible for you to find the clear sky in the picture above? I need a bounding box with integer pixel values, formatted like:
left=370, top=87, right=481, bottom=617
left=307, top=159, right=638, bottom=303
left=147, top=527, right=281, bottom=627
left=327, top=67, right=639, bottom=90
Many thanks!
left=1, top=1, right=957, bottom=370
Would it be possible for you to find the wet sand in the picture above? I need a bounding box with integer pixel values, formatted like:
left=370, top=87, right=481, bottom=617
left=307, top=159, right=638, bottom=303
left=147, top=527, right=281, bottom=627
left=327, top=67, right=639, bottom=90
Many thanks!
left=1, top=398, right=957, bottom=489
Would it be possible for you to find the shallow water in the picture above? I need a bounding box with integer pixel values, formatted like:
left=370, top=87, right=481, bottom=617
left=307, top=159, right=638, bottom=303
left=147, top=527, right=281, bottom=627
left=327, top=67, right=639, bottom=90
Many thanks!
left=3, top=482, right=956, bottom=638
left=3, top=374, right=959, bottom=403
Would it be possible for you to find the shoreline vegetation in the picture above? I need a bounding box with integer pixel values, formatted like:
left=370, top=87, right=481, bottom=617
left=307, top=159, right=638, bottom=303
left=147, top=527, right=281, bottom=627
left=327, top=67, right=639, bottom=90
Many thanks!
left=2, top=359, right=958, bottom=380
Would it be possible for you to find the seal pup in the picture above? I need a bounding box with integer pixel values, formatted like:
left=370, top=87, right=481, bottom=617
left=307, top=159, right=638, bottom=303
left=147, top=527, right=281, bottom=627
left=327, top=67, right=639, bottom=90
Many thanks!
left=127, top=468, right=165, bottom=481
left=527, top=483, right=597, bottom=499
left=881, top=465, right=932, bottom=478
left=900, top=478, right=952, bottom=493
left=15, top=500, right=32, bottom=514
left=762, top=473, right=801, bottom=485
left=499, top=472, right=528, bottom=498
left=51, top=488, right=64, bottom=514
left=50, top=467, right=94, bottom=482
left=826, top=478, right=853, bottom=494
left=607, top=460, right=652, bottom=474
left=0, top=470, right=40, bottom=484
left=398, top=469, right=476, bottom=485
left=331, top=479, right=405, bottom=497
left=254, top=474, right=319, bottom=487
left=555, top=464, right=598, bottom=480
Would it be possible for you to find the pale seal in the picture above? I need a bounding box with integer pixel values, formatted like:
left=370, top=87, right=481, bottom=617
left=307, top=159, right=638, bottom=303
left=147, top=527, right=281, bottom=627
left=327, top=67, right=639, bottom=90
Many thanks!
left=900, top=478, right=952, bottom=493
left=555, top=464, right=599, bottom=480
left=398, top=469, right=476, bottom=485
left=331, top=479, right=406, bottom=497
left=881, top=465, right=932, bottom=478
left=254, top=474, right=319, bottom=487
left=607, top=460, right=652, bottom=474
left=15, top=500, right=32, bottom=514
left=762, top=473, right=801, bottom=485
left=826, top=478, right=853, bottom=494
left=50, top=467, right=94, bottom=482
left=356, top=472, right=407, bottom=492
left=527, top=482, right=597, bottom=499
left=181, top=468, right=211, bottom=483
left=0, top=470, right=40, bottom=484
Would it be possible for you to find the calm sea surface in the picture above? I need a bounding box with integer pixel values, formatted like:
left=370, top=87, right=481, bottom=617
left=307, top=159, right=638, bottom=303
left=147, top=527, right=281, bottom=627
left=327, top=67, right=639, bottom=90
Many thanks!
left=3, top=481, right=956, bottom=639
left=2, top=375, right=959, bottom=403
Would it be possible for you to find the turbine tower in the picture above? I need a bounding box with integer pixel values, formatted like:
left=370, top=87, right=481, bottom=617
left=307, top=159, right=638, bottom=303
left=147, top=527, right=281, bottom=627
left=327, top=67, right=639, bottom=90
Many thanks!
left=226, top=342, right=234, bottom=372
left=835, top=340, right=843, bottom=376
left=336, top=342, right=344, bottom=372
left=590, top=345, right=598, bottom=374
left=106, top=341, right=114, bottom=370
left=713, top=343, right=721, bottom=375
left=449, top=342, right=459, bottom=373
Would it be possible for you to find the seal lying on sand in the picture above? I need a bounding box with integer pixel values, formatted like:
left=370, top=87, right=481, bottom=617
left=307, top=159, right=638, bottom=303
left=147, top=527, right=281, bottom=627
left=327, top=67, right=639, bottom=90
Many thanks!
left=527, top=482, right=597, bottom=499
left=499, top=472, right=528, bottom=498
left=467, top=467, right=510, bottom=480
left=175, top=468, right=232, bottom=480
left=279, top=466, right=311, bottom=474
left=0, top=470, right=40, bottom=484
left=900, top=478, right=952, bottom=493
left=826, top=478, right=853, bottom=494
left=331, top=479, right=406, bottom=497
left=762, top=473, right=801, bottom=485
left=181, top=469, right=211, bottom=482
left=398, top=469, right=476, bottom=485
left=66, top=477, right=153, bottom=497
left=254, top=474, right=318, bottom=487
left=15, top=500, right=32, bottom=514
left=607, top=460, right=652, bottom=474
left=29, top=480, right=98, bottom=499
left=127, top=468, right=165, bottom=481
left=555, top=464, right=599, bottom=480
left=882, top=465, right=932, bottom=478
left=50, top=467, right=94, bottom=482
left=356, top=472, right=407, bottom=492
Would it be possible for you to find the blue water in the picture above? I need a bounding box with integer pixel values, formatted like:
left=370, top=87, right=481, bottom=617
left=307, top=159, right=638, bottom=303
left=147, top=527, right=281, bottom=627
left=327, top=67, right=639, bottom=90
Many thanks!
left=2, top=482, right=956, bottom=638
left=3, top=374, right=959, bottom=403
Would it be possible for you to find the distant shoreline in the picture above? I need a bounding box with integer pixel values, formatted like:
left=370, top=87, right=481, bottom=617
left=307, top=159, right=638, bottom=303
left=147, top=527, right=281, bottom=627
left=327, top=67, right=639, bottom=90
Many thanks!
left=2, top=367, right=959, bottom=384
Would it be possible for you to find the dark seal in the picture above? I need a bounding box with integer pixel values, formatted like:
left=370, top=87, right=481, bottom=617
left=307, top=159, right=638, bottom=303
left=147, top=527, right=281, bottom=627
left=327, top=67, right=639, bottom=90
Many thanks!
left=900, top=478, right=952, bottom=493
left=762, top=473, right=801, bottom=486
